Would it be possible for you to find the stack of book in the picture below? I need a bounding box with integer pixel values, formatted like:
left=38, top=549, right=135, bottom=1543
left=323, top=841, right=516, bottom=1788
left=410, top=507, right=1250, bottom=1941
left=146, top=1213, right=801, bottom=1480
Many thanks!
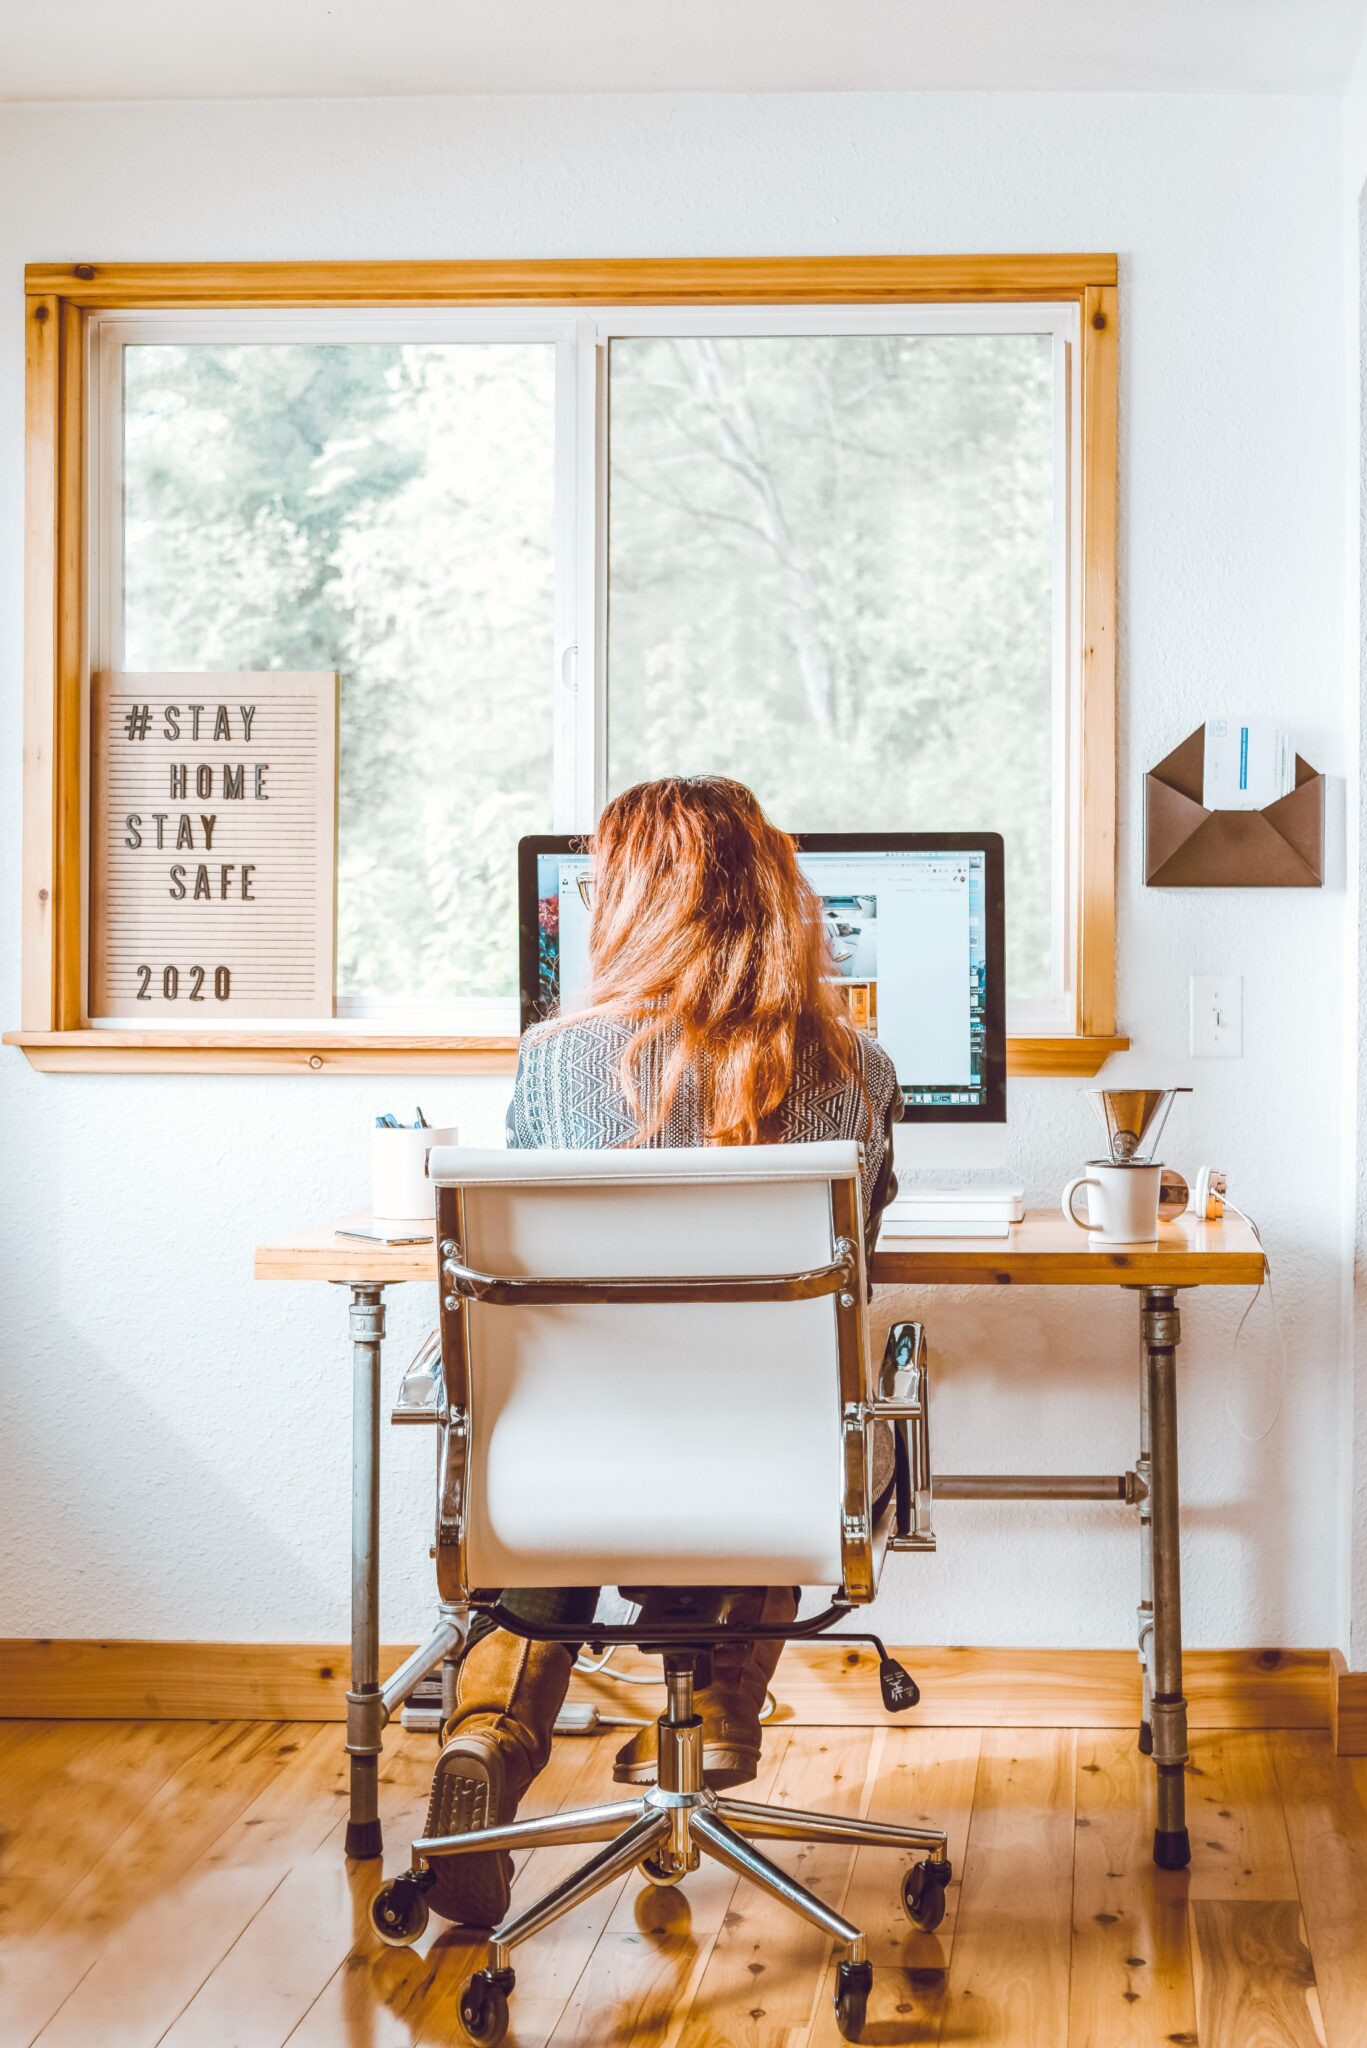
left=880, top=1186, right=1025, bottom=1240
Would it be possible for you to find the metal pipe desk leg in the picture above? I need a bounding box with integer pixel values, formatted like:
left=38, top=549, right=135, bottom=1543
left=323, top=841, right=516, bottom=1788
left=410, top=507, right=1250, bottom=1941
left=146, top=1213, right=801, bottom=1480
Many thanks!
left=1136, top=1321, right=1154, bottom=1757
left=344, top=1282, right=386, bottom=1859
left=1143, top=1285, right=1190, bottom=1870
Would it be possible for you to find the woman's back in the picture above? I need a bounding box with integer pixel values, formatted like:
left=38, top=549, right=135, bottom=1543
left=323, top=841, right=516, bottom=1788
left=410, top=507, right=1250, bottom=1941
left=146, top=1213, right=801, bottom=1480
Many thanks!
left=508, top=1014, right=900, bottom=1242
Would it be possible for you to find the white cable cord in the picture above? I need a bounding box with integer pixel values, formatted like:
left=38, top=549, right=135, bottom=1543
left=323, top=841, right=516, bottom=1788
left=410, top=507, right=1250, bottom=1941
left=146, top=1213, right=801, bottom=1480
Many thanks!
left=574, top=1641, right=777, bottom=1721
left=573, top=1644, right=667, bottom=1685
left=1221, top=1200, right=1289, bottom=1444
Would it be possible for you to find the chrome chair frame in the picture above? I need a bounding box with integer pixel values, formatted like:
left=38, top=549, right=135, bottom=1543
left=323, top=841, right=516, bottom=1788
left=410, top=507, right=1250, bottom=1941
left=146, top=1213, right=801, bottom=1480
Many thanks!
left=428, top=1170, right=935, bottom=1606
left=373, top=1160, right=948, bottom=2046
left=396, top=1657, right=948, bottom=2044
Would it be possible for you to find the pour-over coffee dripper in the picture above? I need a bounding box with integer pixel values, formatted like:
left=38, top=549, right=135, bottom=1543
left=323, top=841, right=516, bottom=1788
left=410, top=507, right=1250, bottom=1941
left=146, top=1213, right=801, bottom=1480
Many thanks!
left=1087, top=1087, right=1191, bottom=1165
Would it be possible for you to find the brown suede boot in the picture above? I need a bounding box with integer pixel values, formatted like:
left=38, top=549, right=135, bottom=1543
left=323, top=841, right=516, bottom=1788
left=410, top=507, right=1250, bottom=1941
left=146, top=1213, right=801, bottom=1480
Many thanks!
left=422, top=1628, right=574, bottom=1926
left=612, top=1587, right=799, bottom=1791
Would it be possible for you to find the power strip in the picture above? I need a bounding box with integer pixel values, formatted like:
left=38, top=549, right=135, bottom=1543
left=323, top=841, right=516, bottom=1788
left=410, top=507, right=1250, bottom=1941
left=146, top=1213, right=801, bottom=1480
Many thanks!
left=399, top=1676, right=647, bottom=1738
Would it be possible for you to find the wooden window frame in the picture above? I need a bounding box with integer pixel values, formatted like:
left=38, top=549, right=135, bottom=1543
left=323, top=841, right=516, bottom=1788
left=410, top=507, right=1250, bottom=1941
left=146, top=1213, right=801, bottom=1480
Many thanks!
left=8, top=254, right=1125, bottom=1076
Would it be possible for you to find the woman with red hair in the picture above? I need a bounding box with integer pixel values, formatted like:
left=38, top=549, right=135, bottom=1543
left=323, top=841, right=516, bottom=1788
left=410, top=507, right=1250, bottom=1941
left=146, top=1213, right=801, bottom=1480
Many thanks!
left=425, top=777, right=901, bottom=1927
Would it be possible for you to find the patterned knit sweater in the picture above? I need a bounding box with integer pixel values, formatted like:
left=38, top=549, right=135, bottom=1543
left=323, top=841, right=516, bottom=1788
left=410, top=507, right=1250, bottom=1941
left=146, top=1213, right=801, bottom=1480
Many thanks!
left=506, top=1016, right=901, bottom=1251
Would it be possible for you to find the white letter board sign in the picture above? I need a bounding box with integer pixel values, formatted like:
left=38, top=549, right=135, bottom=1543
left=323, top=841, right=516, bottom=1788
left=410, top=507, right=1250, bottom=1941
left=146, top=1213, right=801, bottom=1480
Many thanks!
left=90, top=672, right=338, bottom=1018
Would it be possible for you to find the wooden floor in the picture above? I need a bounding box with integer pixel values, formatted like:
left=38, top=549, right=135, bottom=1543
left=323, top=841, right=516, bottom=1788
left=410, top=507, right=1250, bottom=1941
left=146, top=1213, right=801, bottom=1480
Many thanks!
left=3, top=1717, right=1365, bottom=2048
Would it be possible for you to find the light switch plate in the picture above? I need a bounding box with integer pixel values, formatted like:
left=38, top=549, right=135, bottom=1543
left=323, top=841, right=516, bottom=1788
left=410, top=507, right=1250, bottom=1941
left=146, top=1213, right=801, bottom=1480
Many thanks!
left=1190, top=974, right=1242, bottom=1057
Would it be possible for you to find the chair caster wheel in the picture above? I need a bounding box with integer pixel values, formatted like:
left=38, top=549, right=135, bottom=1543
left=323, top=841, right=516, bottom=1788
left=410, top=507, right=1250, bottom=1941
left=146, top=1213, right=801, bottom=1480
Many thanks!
left=370, top=1872, right=431, bottom=1947
left=459, top=1967, right=514, bottom=2044
left=902, top=1857, right=951, bottom=1932
left=833, top=1958, right=873, bottom=2041
left=639, top=1850, right=685, bottom=1887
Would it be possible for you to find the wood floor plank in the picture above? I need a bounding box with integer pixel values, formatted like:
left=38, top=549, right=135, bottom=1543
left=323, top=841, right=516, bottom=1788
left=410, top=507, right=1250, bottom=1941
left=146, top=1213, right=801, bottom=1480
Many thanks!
left=665, top=1726, right=875, bottom=2048
left=407, top=1733, right=639, bottom=2048
left=0, top=1720, right=156, bottom=1832
left=1273, top=1731, right=1367, bottom=2048
left=160, top=1725, right=437, bottom=2048
left=7, top=1715, right=1367, bottom=2048
left=0, top=1717, right=45, bottom=1743
left=1189, top=1899, right=1325, bottom=2048
left=34, top=1723, right=346, bottom=2048
left=937, top=1729, right=1075, bottom=2047
left=0, top=1720, right=65, bottom=1770
left=1185, top=1732, right=1301, bottom=1901
left=543, top=1734, right=793, bottom=2048
left=2, top=1721, right=306, bottom=2045
left=288, top=1729, right=625, bottom=2048
left=265, top=1726, right=466, bottom=2048
left=0, top=1717, right=81, bottom=1758
left=0, top=1719, right=209, bottom=1944
left=1069, top=1729, right=1197, bottom=2048
left=804, top=1727, right=981, bottom=2048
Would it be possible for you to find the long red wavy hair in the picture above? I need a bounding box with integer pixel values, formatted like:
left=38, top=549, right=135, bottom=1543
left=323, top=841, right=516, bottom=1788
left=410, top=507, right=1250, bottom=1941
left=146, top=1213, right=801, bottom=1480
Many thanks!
left=568, top=776, right=861, bottom=1146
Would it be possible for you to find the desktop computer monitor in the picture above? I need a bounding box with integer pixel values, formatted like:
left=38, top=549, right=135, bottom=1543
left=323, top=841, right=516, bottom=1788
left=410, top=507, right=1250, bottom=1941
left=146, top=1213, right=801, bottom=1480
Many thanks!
left=517, top=832, right=1006, bottom=1123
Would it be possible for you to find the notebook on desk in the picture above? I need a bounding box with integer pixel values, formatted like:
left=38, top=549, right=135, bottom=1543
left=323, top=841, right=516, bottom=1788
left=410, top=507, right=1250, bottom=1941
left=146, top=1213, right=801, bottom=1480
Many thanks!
left=335, top=1215, right=435, bottom=1246
left=879, top=1186, right=1023, bottom=1240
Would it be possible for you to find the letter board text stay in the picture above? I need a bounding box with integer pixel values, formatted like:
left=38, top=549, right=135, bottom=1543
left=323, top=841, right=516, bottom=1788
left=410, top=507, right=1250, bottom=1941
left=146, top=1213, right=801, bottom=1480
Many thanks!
left=90, top=672, right=338, bottom=1017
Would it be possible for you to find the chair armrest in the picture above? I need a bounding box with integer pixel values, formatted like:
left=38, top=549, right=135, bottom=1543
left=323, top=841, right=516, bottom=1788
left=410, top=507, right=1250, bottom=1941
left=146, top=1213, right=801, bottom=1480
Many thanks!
left=874, top=1322, right=936, bottom=1553
left=868, top=1319, right=926, bottom=1419
left=391, top=1328, right=445, bottom=1424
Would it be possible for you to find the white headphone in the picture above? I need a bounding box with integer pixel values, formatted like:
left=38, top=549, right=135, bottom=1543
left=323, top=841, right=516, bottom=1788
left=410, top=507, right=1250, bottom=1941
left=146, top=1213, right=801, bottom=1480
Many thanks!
left=1187, top=1165, right=1227, bottom=1221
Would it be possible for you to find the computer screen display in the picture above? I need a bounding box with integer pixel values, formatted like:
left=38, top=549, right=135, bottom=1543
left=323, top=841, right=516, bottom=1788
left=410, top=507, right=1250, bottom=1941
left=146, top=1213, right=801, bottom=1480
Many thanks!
left=517, top=832, right=1005, bottom=1122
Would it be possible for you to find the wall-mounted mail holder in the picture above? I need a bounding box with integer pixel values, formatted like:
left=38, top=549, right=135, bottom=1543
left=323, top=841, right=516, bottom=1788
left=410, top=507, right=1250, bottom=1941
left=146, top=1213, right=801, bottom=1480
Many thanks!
left=1145, top=724, right=1324, bottom=888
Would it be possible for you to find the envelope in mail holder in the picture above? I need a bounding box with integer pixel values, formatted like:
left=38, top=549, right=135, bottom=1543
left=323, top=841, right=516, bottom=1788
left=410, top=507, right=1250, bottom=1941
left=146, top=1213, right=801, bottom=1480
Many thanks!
left=1145, top=725, right=1324, bottom=888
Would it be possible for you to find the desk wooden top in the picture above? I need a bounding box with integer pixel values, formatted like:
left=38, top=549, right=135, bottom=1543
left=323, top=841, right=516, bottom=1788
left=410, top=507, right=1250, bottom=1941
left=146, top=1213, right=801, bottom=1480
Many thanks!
left=254, top=1209, right=1266, bottom=1288
left=872, top=1209, right=1264, bottom=1286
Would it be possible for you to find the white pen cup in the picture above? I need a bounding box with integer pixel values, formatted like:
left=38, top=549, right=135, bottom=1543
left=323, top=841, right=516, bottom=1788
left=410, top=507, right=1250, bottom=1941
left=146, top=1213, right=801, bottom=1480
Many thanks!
left=1061, top=1160, right=1163, bottom=1247
left=371, top=1124, right=457, bottom=1223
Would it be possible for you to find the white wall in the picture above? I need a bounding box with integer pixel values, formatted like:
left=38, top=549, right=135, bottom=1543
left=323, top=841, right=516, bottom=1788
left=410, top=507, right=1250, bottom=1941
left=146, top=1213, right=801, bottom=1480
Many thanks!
left=0, top=89, right=1350, bottom=1652
left=1343, top=40, right=1367, bottom=1669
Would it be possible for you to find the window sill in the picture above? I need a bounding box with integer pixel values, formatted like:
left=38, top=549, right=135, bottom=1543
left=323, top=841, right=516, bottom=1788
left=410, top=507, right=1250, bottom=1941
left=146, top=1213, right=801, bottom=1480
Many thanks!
left=1010, top=1034, right=1130, bottom=1077
left=5, top=1029, right=1129, bottom=1077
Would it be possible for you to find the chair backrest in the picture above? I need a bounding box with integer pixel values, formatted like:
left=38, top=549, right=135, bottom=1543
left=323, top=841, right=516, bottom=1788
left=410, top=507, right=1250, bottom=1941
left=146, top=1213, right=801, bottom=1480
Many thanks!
left=427, top=1142, right=877, bottom=1599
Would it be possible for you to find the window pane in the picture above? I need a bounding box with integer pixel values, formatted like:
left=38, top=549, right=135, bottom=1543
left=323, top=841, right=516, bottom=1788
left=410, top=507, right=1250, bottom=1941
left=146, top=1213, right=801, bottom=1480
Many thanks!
left=122, top=341, right=556, bottom=1004
left=606, top=333, right=1056, bottom=998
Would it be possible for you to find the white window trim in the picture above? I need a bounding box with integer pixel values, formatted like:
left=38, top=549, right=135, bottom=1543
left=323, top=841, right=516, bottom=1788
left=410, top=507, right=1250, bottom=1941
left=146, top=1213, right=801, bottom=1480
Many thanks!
left=87, top=300, right=1081, bottom=1038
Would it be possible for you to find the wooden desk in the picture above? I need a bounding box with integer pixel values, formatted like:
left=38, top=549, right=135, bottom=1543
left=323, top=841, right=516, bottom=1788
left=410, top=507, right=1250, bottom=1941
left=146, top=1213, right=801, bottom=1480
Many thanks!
left=255, top=1207, right=1266, bottom=1868
left=873, top=1208, right=1264, bottom=1288
left=255, top=1206, right=1265, bottom=1289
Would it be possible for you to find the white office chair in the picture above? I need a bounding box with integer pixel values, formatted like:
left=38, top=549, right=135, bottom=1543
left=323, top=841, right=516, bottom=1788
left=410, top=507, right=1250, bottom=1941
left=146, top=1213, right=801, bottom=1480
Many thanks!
left=370, top=1141, right=944, bottom=2046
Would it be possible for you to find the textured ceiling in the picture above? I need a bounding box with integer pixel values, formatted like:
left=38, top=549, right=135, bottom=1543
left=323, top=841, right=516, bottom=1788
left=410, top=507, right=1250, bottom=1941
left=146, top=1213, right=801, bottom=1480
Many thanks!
left=0, top=0, right=1364, bottom=103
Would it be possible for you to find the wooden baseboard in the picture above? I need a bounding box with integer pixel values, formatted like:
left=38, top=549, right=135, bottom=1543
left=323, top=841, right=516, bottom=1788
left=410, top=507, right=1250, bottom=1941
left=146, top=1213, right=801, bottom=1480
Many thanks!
left=0, top=1638, right=362, bottom=1721
left=0, top=1637, right=1333, bottom=1730
left=1329, top=1648, right=1367, bottom=1754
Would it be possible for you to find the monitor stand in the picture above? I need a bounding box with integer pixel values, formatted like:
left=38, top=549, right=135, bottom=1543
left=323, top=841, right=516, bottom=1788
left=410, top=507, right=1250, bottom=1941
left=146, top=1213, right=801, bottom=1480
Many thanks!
left=893, top=1120, right=1010, bottom=1174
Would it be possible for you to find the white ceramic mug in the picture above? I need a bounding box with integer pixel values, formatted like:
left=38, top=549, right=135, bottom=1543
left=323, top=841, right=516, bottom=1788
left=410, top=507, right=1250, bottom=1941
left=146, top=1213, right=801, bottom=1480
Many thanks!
left=371, top=1124, right=457, bottom=1222
left=1061, top=1160, right=1163, bottom=1246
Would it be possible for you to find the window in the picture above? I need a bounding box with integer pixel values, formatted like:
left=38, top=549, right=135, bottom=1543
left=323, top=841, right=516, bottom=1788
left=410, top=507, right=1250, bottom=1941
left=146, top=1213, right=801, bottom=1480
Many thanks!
left=606, top=319, right=1063, bottom=1008
left=111, top=327, right=558, bottom=1020
left=14, top=259, right=1120, bottom=1073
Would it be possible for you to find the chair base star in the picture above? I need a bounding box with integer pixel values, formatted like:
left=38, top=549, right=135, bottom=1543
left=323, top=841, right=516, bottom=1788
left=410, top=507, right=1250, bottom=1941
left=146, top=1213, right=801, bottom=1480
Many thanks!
left=370, top=1655, right=951, bottom=2045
